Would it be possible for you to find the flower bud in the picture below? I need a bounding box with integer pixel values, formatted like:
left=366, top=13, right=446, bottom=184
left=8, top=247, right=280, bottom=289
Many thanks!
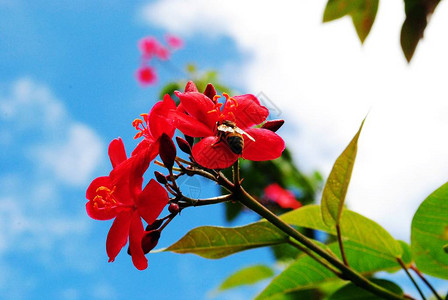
left=184, top=135, right=194, bottom=147
left=184, top=81, right=198, bottom=93
left=203, top=83, right=217, bottom=100
left=261, top=119, right=284, bottom=132
left=141, top=230, right=161, bottom=254
left=146, top=219, right=164, bottom=231
left=159, top=133, right=176, bottom=170
left=176, top=136, right=192, bottom=154
left=168, top=203, right=180, bottom=214
left=154, top=171, right=168, bottom=184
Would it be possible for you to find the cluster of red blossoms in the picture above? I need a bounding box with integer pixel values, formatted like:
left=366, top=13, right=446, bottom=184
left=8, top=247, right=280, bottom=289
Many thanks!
left=86, top=81, right=285, bottom=270
left=136, top=34, right=184, bottom=86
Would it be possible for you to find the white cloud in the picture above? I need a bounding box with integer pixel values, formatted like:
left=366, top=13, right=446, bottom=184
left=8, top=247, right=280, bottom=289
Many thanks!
left=34, top=123, right=104, bottom=187
left=1, top=78, right=105, bottom=186
left=0, top=78, right=106, bottom=296
left=142, top=0, right=448, bottom=240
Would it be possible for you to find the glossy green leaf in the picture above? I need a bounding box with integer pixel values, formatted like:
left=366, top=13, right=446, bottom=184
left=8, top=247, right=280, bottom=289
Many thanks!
left=284, top=205, right=402, bottom=258
left=321, top=118, right=365, bottom=227
left=164, top=222, right=288, bottom=259
left=328, top=279, right=403, bottom=300
left=401, top=0, right=441, bottom=62
left=256, top=240, right=407, bottom=300
left=217, top=265, right=275, bottom=291
left=323, top=0, right=378, bottom=43
left=411, top=181, right=448, bottom=279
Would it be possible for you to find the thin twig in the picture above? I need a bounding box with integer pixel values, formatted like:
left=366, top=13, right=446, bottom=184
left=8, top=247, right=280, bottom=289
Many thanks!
left=410, top=265, right=442, bottom=300
left=288, top=238, right=343, bottom=278
left=397, top=258, right=426, bottom=300
left=179, top=194, right=233, bottom=208
left=336, top=224, right=349, bottom=266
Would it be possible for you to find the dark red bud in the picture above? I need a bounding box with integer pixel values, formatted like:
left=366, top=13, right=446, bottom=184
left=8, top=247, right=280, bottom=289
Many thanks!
left=184, top=81, right=198, bottom=93
left=168, top=203, right=180, bottom=214
left=176, top=136, right=192, bottom=154
left=146, top=219, right=164, bottom=231
left=159, top=133, right=176, bottom=170
left=154, top=171, right=168, bottom=184
left=203, top=83, right=217, bottom=100
left=184, top=135, right=194, bottom=147
left=261, top=119, right=285, bottom=132
left=142, top=230, right=161, bottom=254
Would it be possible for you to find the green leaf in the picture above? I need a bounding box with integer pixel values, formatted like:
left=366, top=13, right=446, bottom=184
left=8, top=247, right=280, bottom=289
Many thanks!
left=401, top=0, right=441, bottom=62
left=323, top=0, right=378, bottom=43
left=350, top=0, right=379, bottom=43
left=411, top=181, right=448, bottom=279
left=158, top=82, right=181, bottom=100
left=256, top=240, right=406, bottom=299
left=328, top=279, right=403, bottom=300
left=164, top=222, right=288, bottom=259
left=321, top=118, right=365, bottom=227
left=282, top=205, right=403, bottom=258
left=217, top=265, right=275, bottom=291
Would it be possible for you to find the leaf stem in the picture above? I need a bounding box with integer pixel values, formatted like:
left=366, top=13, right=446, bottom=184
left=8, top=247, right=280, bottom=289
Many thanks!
left=409, top=265, right=441, bottom=300
left=287, top=238, right=343, bottom=278
left=397, top=258, right=426, bottom=300
left=336, top=224, right=349, bottom=266
left=236, top=185, right=405, bottom=300
left=179, top=194, right=234, bottom=208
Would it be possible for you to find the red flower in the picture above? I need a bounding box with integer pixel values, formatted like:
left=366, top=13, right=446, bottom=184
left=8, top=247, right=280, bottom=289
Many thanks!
left=136, top=66, right=157, bottom=86
left=132, top=94, right=177, bottom=160
left=174, top=82, right=285, bottom=169
left=264, top=183, right=302, bottom=209
left=138, top=37, right=170, bottom=61
left=86, top=138, right=169, bottom=270
left=165, top=34, right=184, bottom=50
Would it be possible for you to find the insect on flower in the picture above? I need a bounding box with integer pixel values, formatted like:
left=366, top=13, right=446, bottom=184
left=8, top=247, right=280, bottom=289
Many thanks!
left=216, top=120, right=255, bottom=155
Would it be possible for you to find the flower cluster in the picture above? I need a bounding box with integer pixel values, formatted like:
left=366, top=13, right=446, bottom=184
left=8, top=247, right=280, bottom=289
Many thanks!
left=86, top=81, right=285, bottom=270
left=136, top=34, right=184, bottom=86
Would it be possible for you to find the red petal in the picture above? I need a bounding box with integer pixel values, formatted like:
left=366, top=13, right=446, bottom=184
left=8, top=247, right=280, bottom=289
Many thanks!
left=184, top=81, right=198, bottom=92
left=86, top=202, right=117, bottom=221
left=129, top=212, right=148, bottom=270
left=175, top=91, right=218, bottom=130
left=224, top=94, right=269, bottom=129
left=148, top=94, right=177, bottom=139
left=137, top=179, right=169, bottom=225
left=86, top=176, right=111, bottom=201
left=86, top=176, right=119, bottom=220
left=265, top=183, right=301, bottom=209
left=106, top=210, right=133, bottom=262
left=192, top=136, right=238, bottom=169
left=242, top=128, right=285, bottom=161
left=108, top=138, right=127, bottom=168
left=174, top=111, right=214, bottom=137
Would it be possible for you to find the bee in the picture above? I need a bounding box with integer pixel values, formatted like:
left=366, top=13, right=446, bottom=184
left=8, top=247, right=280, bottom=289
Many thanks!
left=216, top=120, right=255, bottom=155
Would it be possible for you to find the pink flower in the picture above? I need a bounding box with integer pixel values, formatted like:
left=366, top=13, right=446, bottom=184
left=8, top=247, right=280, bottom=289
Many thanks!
left=138, top=36, right=171, bottom=61
left=174, top=81, right=285, bottom=169
left=165, top=34, right=184, bottom=50
left=136, top=66, right=157, bottom=86
left=264, top=183, right=302, bottom=209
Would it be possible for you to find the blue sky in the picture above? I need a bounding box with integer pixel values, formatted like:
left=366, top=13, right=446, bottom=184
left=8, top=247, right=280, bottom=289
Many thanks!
left=0, top=1, right=266, bottom=299
left=1, top=0, right=447, bottom=299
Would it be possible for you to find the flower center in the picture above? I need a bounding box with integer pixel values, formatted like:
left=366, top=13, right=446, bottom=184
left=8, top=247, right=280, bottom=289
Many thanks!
left=207, top=93, right=238, bottom=122
left=91, top=186, right=119, bottom=212
left=132, top=113, right=150, bottom=139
